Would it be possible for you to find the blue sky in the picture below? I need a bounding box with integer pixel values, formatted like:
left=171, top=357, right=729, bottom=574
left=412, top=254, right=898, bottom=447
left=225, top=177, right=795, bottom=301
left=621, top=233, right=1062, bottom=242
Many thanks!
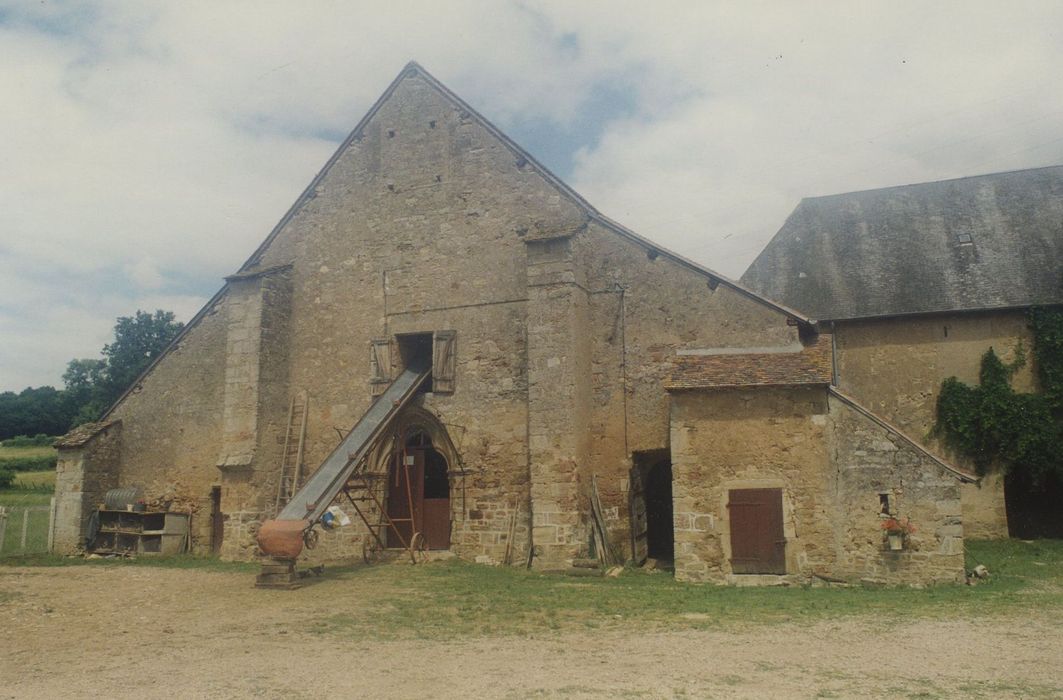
left=2, top=1, right=1063, bottom=391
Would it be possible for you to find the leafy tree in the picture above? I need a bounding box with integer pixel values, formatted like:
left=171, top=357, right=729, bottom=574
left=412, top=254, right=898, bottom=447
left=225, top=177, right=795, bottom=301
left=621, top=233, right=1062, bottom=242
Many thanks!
left=62, top=310, right=185, bottom=425
left=0, top=309, right=184, bottom=439
left=62, top=358, right=108, bottom=427
left=0, top=386, right=73, bottom=439
left=100, top=310, right=184, bottom=400
left=934, top=307, right=1063, bottom=485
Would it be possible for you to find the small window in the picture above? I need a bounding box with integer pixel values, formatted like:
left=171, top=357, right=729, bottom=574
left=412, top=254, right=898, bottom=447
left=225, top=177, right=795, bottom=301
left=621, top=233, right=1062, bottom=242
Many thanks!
left=955, top=232, right=973, bottom=245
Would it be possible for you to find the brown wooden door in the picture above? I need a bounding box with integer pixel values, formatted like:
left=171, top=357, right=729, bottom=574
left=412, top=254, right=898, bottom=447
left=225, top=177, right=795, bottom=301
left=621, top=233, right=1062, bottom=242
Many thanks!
left=210, top=486, right=224, bottom=555
left=386, top=451, right=423, bottom=548
left=386, top=447, right=451, bottom=550
left=629, top=466, right=648, bottom=565
left=728, top=488, right=785, bottom=574
left=421, top=449, right=451, bottom=550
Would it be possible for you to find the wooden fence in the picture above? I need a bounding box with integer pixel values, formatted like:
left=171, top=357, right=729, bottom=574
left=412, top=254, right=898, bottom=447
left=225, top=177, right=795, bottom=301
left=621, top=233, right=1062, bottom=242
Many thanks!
left=0, top=502, right=54, bottom=556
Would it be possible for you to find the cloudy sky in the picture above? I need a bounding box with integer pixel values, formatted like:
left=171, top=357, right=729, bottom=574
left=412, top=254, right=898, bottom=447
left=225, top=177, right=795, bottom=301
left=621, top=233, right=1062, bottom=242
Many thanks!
left=3, top=1, right=1062, bottom=391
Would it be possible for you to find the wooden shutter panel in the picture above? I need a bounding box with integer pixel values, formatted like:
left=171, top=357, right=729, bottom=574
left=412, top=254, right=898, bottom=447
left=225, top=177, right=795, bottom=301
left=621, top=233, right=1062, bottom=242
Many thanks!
left=432, top=330, right=456, bottom=393
left=370, top=338, right=391, bottom=396
left=629, top=466, right=648, bottom=565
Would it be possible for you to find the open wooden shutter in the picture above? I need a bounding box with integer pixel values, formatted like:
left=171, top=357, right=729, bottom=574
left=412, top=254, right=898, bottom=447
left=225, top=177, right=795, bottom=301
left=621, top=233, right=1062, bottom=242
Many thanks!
left=432, top=330, right=456, bottom=393
left=370, top=338, right=391, bottom=396
left=629, top=466, right=648, bottom=565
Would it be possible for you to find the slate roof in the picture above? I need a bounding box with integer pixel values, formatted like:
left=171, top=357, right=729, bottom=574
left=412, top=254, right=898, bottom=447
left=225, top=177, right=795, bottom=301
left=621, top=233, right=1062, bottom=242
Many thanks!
left=741, top=165, right=1063, bottom=320
left=55, top=420, right=119, bottom=449
left=665, top=336, right=832, bottom=390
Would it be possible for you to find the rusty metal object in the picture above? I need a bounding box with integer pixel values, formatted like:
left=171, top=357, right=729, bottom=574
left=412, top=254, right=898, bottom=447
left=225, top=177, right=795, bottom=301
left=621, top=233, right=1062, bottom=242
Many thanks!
left=257, top=518, right=310, bottom=559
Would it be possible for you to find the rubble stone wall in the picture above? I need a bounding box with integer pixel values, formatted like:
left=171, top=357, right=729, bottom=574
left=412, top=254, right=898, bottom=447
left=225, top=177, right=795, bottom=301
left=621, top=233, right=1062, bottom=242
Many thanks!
left=834, top=310, right=1035, bottom=538
left=106, top=296, right=229, bottom=552
left=671, top=387, right=965, bottom=586
left=52, top=424, right=122, bottom=554
left=578, top=223, right=801, bottom=560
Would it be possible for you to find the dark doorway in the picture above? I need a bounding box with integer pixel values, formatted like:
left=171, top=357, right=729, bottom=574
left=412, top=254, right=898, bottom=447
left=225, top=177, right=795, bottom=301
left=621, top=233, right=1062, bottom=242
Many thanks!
left=396, top=332, right=433, bottom=392
left=631, top=450, right=673, bottom=565
left=1006, top=471, right=1063, bottom=539
left=728, top=488, right=786, bottom=574
left=210, top=486, right=224, bottom=555
left=386, top=430, right=451, bottom=550
left=644, top=458, right=674, bottom=562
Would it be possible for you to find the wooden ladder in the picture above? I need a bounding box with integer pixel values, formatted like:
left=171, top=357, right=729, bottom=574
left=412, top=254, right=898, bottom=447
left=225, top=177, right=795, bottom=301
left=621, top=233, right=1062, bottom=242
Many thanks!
left=275, top=391, right=309, bottom=514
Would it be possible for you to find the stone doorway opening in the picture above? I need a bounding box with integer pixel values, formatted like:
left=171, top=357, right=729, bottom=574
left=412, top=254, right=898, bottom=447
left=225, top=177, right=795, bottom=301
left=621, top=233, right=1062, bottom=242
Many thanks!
left=396, top=332, right=434, bottom=392
left=386, top=428, right=452, bottom=550
left=1006, top=471, right=1063, bottom=539
left=631, top=450, right=674, bottom=566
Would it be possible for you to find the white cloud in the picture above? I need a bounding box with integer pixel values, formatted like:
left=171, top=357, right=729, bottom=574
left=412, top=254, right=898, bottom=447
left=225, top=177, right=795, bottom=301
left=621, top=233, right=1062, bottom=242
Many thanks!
left=2, top=1, right=1062, bottom=388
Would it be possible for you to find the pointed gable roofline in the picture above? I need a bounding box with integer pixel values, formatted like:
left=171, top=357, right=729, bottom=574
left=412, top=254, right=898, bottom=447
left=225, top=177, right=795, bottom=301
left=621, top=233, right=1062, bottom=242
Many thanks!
left=236, top=61, right=814, bottom=325
left=99, top=61, right=812, bottom=420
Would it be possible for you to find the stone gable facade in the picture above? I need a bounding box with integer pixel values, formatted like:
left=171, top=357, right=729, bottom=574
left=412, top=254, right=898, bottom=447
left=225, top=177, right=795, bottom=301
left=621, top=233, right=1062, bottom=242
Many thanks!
left=53, top=64, right=970, bottom=586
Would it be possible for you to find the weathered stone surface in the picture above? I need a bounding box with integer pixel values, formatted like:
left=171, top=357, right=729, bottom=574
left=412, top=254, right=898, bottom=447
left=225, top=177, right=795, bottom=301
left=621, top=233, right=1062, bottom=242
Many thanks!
left=52, top=65, right=957, bottom=588
left=833, top=311, right=1033, bottom=538
left=670, top=386, right=966, bottom=586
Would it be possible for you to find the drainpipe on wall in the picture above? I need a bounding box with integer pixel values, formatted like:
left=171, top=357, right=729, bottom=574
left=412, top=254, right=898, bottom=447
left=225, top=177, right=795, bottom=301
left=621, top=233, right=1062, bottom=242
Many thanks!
left=829, top=322, right=840, bottom=387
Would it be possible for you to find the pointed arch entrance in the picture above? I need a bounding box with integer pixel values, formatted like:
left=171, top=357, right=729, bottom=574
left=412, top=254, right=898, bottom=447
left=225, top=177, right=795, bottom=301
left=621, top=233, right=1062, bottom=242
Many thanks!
left=378, top=407, right=458, bottom=551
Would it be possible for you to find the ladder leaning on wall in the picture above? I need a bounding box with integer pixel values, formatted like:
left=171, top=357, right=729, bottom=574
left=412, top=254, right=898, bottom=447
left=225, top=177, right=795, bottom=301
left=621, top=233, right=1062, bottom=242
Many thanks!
left=275, top=391, right=309, bottom=514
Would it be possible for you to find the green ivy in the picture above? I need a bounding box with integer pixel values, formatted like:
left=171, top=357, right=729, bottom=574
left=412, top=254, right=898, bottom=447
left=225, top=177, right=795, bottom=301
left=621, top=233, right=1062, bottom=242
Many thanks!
left=934, top=307, right=1063, bottom=483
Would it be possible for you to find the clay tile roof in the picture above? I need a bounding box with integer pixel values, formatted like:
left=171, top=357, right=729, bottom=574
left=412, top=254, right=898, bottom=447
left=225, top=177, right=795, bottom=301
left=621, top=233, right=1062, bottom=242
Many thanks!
left=54, top=420, right=119, bottom=449
left=665, top=336, right=833, bottom=390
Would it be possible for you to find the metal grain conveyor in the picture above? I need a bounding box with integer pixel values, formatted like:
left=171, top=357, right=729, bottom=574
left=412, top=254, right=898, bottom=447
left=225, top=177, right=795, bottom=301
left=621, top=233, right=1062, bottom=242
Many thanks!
left=256, top=361, right=431, bottom=574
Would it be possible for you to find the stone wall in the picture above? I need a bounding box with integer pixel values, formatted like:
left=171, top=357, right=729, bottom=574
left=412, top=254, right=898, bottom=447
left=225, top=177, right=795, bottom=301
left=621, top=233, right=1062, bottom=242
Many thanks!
left=834, top=310, right=1035, bottom=538
left=106, top=294, right=229, bottom=552
left=52, top=423, right=122, bottom=554
left=670, top=386, right=965, bottom=586
left=827, top=393, right=966, bottom=585
left=578, top=223, right=801, bottom=560
left=85, top=67, right=803, bottom=566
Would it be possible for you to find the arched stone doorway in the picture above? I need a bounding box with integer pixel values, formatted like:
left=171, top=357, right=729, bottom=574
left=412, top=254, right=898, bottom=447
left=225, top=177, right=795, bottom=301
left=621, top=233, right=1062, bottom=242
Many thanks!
left=378, top=408, right=458, bottom=551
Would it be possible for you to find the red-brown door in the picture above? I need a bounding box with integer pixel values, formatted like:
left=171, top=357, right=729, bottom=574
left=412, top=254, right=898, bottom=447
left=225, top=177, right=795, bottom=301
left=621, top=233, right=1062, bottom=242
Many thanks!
left=421, top=449, right=451, bottom=550
left=386, top=451, right=422, bottom=548
left=728, top=488, right=786, bottom=574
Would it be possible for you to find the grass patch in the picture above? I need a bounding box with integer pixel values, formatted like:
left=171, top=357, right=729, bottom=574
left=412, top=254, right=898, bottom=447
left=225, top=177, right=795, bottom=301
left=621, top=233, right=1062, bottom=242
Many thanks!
left=0, top=491, right=53, bottom=507
left=0, top=445, right=56, bottom=459
left=11, top=470, right=55, bottom=491
left=0, top=445, right=58, bottom=475
left=311, top=539, right=1063, bottom=640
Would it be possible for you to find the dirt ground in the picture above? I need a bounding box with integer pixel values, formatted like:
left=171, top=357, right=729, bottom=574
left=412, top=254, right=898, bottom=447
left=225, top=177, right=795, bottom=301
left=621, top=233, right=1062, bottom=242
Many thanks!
left=1, top=565, right=1061, bottom=699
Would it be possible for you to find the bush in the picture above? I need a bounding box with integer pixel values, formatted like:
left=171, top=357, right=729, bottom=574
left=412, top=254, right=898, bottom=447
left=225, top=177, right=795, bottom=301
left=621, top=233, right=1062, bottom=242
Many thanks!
left=0, top=469, right=13, bottom=489
left=1, top=434, right=55, bottom=448
left=0, top=455, right=58, bottom=472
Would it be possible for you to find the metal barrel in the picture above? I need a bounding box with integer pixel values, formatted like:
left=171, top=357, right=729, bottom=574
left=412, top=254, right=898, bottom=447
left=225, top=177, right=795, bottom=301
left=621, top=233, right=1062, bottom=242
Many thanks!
left=103, top=487, right=142, bottom=511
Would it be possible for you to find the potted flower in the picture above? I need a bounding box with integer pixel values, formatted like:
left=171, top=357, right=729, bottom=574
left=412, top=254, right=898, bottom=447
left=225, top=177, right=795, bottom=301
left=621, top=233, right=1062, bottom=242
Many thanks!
left=881, top=516, right=915, bottom=551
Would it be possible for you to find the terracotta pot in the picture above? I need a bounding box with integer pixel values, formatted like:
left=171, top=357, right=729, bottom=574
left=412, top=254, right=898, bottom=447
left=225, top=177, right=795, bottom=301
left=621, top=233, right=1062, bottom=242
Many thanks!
left=257, top=519, right=310, bottom=559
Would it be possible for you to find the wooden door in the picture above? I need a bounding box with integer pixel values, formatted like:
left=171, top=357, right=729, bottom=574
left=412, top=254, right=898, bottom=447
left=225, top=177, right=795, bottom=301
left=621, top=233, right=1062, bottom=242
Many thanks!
left=629, top=466, right=648, bottom=565
left=728, top=488, right=785, bottom=574
left=421, top=449, right=450, bottom=550
left=210, top=486, right=224, bottom=555
left=386, top=451, right=423, bottom=548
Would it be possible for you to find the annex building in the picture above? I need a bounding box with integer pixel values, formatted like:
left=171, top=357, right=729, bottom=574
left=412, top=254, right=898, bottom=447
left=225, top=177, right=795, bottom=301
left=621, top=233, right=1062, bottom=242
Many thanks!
left=742, top=166, right=1063, bottom=539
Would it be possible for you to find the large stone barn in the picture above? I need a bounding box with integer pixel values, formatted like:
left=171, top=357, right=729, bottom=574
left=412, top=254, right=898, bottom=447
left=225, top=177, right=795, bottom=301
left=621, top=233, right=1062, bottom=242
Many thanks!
left=53, top=63, right=971, bottom=585
left=741, top=166, right=1063, bottom=539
